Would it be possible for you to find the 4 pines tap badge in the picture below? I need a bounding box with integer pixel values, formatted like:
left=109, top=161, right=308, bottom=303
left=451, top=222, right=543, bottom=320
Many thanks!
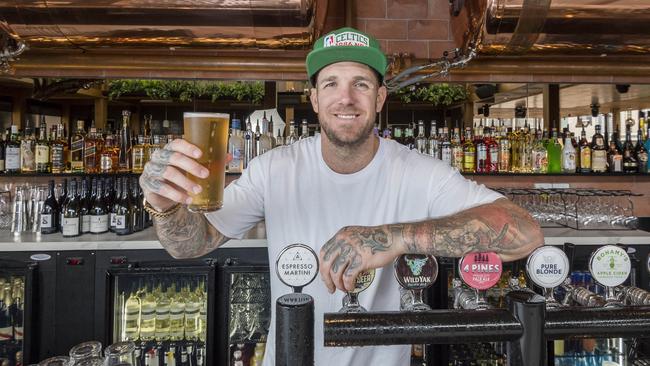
left=394, top=254, right=438, bottom=311
left=276, top=244, right=319, bottom=293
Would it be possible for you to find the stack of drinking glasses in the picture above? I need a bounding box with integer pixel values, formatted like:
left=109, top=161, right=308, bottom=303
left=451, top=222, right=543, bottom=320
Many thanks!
left=35, top=341, right=136, bottom=366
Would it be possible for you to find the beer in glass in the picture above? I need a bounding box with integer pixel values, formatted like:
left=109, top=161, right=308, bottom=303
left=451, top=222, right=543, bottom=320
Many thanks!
left=183, top=112, right=230, bottom=212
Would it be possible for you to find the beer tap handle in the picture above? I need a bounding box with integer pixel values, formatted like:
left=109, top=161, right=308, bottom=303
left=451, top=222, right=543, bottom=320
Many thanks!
left=563, top=242, right=576, bottom=271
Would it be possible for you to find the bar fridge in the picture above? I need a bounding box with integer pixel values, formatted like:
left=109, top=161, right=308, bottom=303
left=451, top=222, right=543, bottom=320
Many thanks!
left=0, top=259, right=37, bottom=366
left=102, top=260, right=217, bottom=366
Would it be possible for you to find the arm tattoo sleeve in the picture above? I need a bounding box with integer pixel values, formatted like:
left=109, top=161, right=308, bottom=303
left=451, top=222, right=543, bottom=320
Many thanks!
left=154, top=207, right=229, bottom=259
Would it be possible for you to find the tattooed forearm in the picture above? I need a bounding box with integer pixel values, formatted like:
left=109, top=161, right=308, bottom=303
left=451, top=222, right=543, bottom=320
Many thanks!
left=154, top=207, right=229, bottom=259
left=387, top=198, right=543, bottom=261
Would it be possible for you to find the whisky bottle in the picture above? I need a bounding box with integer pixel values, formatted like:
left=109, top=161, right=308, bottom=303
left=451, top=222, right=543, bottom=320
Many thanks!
left=100, top=132, right=119, bottom=173
left=84, top=127, right=100, bottom=174
left=591, top=124, right=607, bottom=173
left=20, top=127, right=36, bottom=173
left=35, top=125, right=50, bottom=173
left=622, top=126, right=638, bottom=173
left=578, top=125, right=592, bottom=173
left=118, top=110, right=133, bottom=172
left=132, top=135, right=146, bottom=174
left=70, top=120, right=85, bottom=173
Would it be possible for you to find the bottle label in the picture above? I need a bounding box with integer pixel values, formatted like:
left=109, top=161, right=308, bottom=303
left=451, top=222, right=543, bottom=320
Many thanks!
left=51, top=145, right=64, bottom=171
left=611, top=155, right=623, bottom=172
left=132, top=149, right=144, bottom=170
left=41, top=214, right=53, bottom=229
left=36, top=145, right=49, bottom=164
left=100, top=154, right=113, bottom=171
left=441, top=147, right=452, bottom=165
left=6, top=147, right=20, bottom=170
left=109, top=213, right=116, bottom=228
left=463, top=152, right=475, bottom=171
left=115, top=215, right=126, bottom=229
left=90, top=215, right=109, bottom=233
left=0, top=325, right=12, bottom=341
left=84, top=143, right=96, bottom=159
left=62, top=217, right=80, bottom=236
left=580, top=147, right=591, bottom=169
left=476, top=145, right=487, bottom=161
left=592, top=151, right=607, bottom=172
left=82, top=215, right=91, bottom=233
left=20, top=141, right=35, bottom=170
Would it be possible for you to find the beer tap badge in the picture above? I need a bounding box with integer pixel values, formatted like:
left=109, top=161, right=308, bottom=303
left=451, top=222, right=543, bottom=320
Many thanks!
left=526, top=246, right=570, bottom=289
left=394, top=254, right=438, bottom=290
left=459, top=252, right=502, bottom=290
left=276, top=244, right=319, bottom=291
left=350, top=269, right=376, bottom=294
left=589, top=245, right=631, bottom=288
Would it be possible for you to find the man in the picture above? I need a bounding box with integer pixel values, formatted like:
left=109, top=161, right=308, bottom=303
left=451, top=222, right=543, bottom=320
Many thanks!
left=140, top=27, right=543, bottom=365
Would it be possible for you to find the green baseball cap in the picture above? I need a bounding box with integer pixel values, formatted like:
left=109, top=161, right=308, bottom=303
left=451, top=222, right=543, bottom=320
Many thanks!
left=306, top=27, right=387, bottom=84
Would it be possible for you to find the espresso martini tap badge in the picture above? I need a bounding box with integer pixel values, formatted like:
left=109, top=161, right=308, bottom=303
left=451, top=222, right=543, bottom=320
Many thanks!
left=458, top=252, right=503, bottom=310
left=276, top=244, right=319, bottom=294
left=589, top=245, right=631, bottom=307
left=394, top=254, right=438, bottom=311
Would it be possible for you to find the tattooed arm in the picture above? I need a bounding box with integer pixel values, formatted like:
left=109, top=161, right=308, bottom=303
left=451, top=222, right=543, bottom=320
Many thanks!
left=140, top=139, right=230, bottom=259
left=319, top=198, right=543, bottom=292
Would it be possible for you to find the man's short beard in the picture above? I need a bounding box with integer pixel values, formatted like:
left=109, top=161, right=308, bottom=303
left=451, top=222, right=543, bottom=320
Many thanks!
left=320, top=119, right=375, bottom=148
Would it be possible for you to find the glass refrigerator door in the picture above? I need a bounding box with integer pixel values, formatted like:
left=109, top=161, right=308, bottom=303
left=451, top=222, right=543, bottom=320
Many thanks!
left=109, top=265, right=215, bottom=366
left=0, top=260, right=36, bottom=366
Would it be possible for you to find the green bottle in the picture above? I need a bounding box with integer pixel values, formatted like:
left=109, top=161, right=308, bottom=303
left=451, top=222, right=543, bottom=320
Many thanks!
left=546, top=128, right=562, bottom=173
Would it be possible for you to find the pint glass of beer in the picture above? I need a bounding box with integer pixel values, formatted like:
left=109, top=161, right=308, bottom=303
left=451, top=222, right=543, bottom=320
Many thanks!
left=183, top=112, right=230, bottom=213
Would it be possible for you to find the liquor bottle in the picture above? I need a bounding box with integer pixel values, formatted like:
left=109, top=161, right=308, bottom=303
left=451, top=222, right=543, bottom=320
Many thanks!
left=169, top=282, right=186, bottom=341
left=531, top=129, right=548, bottom=173
left=109, top=177, right=120, bottom=233
left=607, top=139, right=623, bottom=173
left=451, top=128, right=464, bottom=171
left=114, top=177, right=133, bottom=235
left=49, top=125, right=65, bottom=173
left=286, top=120, right=298, bottom=145
left=243, top=119, right=255, bottom=170
left=132, top=135, right=146, bottom=174
left=403, top=127, right=416, bottom=150
left=82, top=127, right=99, bottom=173
left=62, top=179, right=81, bottom=237
left=140, top=281, right=157, bottom=340
left=267, top=116, right=277, bottom=148
left=415, top=120, right=427, bottom=154
left=0, top=132, right=5, bottom=173
left=256, top=120, right=273, bottom=156
left=131, top=177, right=143, bottom=232
left=645, top=123, right=650, bottom=173
left=485, top=127, right=499, bottom=173
left=227, top=118, right=244, bottom=173
left=577, top=125, right=592, bottom=173
left=20, top=127, right=36, bottom=173
left=100, top=132, right=119, bottom=173
left=635, top=116, right=648, bottom=173
left=427, top=120, right=439, bottom=158
left=149, top=135, right=163, bottom=162
left=393, top=127, right=403, bottom=145
left=275, top=128, right=284, bottom=147
left=70, top=120, right=85, bottom=173
left=622, top=126, right=638, bottom=173
left=184, top=282, right=201, bottom=340
left=4, top=126, right=19, bottom=173
left=40, top=180, right=59, bottom=234
left=561, top=132, right=577, bottom=173
left=497, top=128, right=511, bottom=173
left=475, top=127, right=488, bottom=173
left=518, top=122, right=532, bottom=173
left=35, top=123, right=50, bottom=173
left=79, top=178, right=91, bottom=234
left=299, top=118, right=309, bottom=140
left=118, top=110, right=133, bottom=172
left=155, top=281, right=172, bottom=340
left=462, top=128, right=476, bottom=173
left=123, top=283, right=141, bottom=341
left=546, top=128, right=562, bottom=174
left=89, top=179, right=109, bottom=234
left=440, top=128, right=452, bottom=166
left=591, top=124, right=608, bottom=173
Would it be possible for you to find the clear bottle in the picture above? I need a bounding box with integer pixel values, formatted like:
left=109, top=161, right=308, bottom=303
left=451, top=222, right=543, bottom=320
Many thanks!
left=139, top=281, right=157, bottom=341
left=227, top=118, right=244, bottom=173
left=427, top=120, right=439, bottom=158
left=118, top=110, right=133, bottom=173
left=561, top=133, right=577, bottom=173
left=70, top=120, right=86, bottom=173
left=89, top=179, right=109, bottom=234
left=123, top=283, right=141, bottom=341
left=286, top=120, right=298, bottom=145
left=591, top=124, right=608, bottom=173
left=403, top=127, right=416, bottom=150
left=169, top=282, right=186, bottom=341
left=498, top=128, right=511, bottom=173
left=132, top=135, right=146, bottom=174
left=40, top=180, right=59, bottom=235
left=256, top=119, right=273, bottom=156
left=20, top=127, right=36, bottom=173
left=243, top=119, right=255, bottom=169
left=518, top=122, right=532, bottom=173
left=462, top=128, right=475, bottom=173
left=35, top=119, right=50, bottom=173
left=440, top=128, right=452, bottom=166
left=451, top=128, right=464, bottom=171
left=155, top=281, right=172, bottom=340
left=415, top=120, right=427, bottom=154
left=299, top=118, right=309, bottom=140
left=184, top=281, right=201, bottom=340
left=578, top=125, right=592, bottom=173
left=275, top=128, right=284, bottom=147
left=62, top=179, right=81, bottom=237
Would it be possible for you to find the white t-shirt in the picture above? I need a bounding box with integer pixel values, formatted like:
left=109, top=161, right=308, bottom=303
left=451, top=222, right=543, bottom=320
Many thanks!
left=206, top=135, right=502, bottom=366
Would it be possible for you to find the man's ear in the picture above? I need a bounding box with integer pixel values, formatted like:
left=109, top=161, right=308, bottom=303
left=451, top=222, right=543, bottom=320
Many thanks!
left=309, top=88, right=319, bottom=114
left=376, top=85, right=387, bottom=113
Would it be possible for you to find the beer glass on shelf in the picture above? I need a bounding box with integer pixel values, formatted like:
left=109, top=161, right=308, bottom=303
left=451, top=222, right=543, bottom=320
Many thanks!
left=104, top=341, right=136, bottom=366
left=37, top=356, right=71, bottom=366
left=183, top=112, right=230, bottom=213
left=69, top=341, right=103, bottom=364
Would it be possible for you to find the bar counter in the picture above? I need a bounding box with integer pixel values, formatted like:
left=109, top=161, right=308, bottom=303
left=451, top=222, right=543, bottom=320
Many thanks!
left=0, top=226, right=648, bottom=252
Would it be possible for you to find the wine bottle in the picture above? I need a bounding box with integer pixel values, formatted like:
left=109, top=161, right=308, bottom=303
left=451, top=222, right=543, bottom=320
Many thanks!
left=89, top=178, right=109, bottom=234
left=62, top=180, right=81, bottom=237
left=131, top=177, right=143, bottom=232
left=40, top=180, right=59, bottom=235
left=114, top=177, right=133, bottom=235
left=109, top=177, right=121, bottom=233
left=79, top=178, right=91, bottom=234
